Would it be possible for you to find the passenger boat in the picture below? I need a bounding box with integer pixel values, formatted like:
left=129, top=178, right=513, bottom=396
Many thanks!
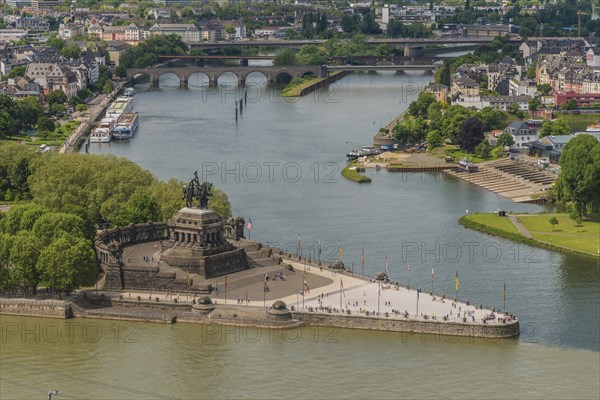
left=112, top=113, right=139, bottom=140
left=123, top=87, right=135, bottom=97
left=106, top=97, right=133, bottom=118
left=586, top=123, right=600, bottom=133
left=89, top=117, right=115, bottom=143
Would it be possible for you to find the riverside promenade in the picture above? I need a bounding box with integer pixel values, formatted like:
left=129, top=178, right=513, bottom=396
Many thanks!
left=59, top=82, right=124, bottom=154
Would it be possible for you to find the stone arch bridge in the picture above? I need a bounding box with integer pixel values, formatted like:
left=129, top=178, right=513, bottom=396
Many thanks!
left=127, top=65, right=325, bottom=87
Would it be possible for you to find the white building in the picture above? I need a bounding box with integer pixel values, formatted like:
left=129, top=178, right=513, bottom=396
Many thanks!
left=587, top=48, right=600, bottom=70
left=505, top=121, right=536, bottom=150
left=146, top=24, right=201, bottom=44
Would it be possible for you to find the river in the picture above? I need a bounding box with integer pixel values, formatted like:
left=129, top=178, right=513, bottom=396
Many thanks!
left=1, top=71, right=598, bottom=399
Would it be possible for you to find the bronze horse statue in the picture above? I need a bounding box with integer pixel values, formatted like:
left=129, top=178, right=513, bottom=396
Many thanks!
left=182, top=172, right=213, bottom=209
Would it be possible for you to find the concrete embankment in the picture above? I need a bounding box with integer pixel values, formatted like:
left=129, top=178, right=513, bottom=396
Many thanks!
left=0, top=293, right=519, bottom=339
left=0, top=298, right=73, bottom=319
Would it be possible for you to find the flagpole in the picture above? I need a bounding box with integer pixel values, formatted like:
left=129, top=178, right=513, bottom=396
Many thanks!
left=416, top=286, right=420, bottom=316
left=377, top=282, right=380, bottom=314
left=504, top=282, right=506, bottom=312
left=225, top=275, right=227, bottom=305
left=361, top=248, right=364, bottom=276
left=339, top=279, right=342, bottom=311
left=431, top=266, right=434, bottom=294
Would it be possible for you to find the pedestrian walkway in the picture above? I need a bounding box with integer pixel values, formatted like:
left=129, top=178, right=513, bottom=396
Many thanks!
left=508, top=215, right=533, bottom=238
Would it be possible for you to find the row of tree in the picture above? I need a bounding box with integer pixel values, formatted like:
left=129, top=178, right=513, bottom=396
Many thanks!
left=0, top=144, right=234, bottom=295
left=0, top=203, right=96, bottom=297
left=118, top=34, right=189, bottom=69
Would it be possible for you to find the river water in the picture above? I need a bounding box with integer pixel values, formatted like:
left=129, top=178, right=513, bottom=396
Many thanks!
left=2, top=72, right=598, bottom=399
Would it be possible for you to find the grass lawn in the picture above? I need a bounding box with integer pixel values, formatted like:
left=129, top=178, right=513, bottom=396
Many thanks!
left=518, top=213, right=600, bottom=255
left=555, top=113, right=600, bottom=132
left=341, top=162, right=371, bottom=183
left=430, top=145, right=502, bottom=163
left=3, top=120, right=80, bottom=147
left=464, top=213, right=520, bottom=235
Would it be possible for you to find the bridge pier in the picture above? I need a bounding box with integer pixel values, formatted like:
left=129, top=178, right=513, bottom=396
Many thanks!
left=240, top=59, right=249, bottom=67
left=195, top=59, right=205, bottom=67
left=180, top=75, right=188, bottom=88
left=239, top=77, right=246, bottom=86
left=151, top=76, right=159, bottom=87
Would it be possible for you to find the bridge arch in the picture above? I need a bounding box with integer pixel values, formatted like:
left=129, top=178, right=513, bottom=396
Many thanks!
left=217, top=71, right=240, bottom=86
left=244, top=70, right=268, bottom=85
left=156, top=71, right=181, bottom=88
left=188, top=71, right=210, bottom=87
left=273, top=71, right=293, bottom=85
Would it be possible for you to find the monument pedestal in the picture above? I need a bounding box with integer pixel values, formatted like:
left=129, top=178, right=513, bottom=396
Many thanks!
left=160, top=207, right=248, bottom=278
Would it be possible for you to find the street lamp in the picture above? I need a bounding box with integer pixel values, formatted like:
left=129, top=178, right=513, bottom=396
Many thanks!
left=48, top=390, right=60, bottom=400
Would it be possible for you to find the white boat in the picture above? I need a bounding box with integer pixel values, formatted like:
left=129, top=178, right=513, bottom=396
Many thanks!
left=112, top=113, right=139, bottom=140
left=90, top=117, right=115, bottom=143
left=586, top=123, right=600, bottom=133
left=123, top=87, right=135, bottom=97
left=106, top=97, right=133, bottom=118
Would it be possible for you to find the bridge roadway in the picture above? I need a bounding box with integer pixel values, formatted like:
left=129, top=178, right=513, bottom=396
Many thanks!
left=191, top=36, right=511, bottom=55
left=127, top=63, right=436, bottom=87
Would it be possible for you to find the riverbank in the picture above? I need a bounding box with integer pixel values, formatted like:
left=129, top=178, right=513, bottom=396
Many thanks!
left=459, top=213, right=600, bottom=260
left=0, top=241, right=520, bottom=339
left=59, top=82, right=125, bottom=154
left=281, top=71, right=351, bottom=97
left=341, top=162, right=371, bottom=183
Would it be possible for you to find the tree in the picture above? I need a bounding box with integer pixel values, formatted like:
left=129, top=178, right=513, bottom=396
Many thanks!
left=565, top=98, right=578, bottom=110
left=61, top=43, right=81, bottom=60
left=32, top=212, right=86, bottom=246
left=114, top=192, right=160, bottom=226
left=479, top=107, right=503, bottom=131
left=115, top=64, right=127, bottom=78
left=539, top=120, right=553, bottom=138
left=10, top=231, right=40, bottom=294
left=426, top=130, right=444, bottom=148
left=475, top=139, right=492, bottom=158
left=568, top=206, right=582, bottom=226
left=528, top=98, right=539, bottom=111
left=210, top=188, right=231, bottom=220
left=46, top=90, right=67, bottom=106
left=508, top=103, right=520, bottom=114
left=46, top=34, right=64, bottom=50
left=102, top=80, right=114, bottom=94
left=274, top=48, right=298, bottom=66
left=551, top=118, right=570, bottom=136
left=37, top=116, right=55, bottom=133
left=549, top=216, right=558, bottom=231
left=497, top=132, right=515, bottom=148
left=556, top=134, right=600, bottom=217
left=537, top=84, right=552, bottom=95
left=37, top=235, right=96, bottom=298
left=440, top=105, right=477, bottom=143
left=458, top=117, right=484, bottom=153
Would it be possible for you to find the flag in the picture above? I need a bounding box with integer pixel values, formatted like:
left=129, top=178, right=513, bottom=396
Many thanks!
left=340, top=278, right=346, bottom=297
left=225, top=275, right=228, bottom=288
left=407, top=257, right=410, bottom=274
left=318, top=239, right=321, bottom=259
left=385, top=255, right=389, bottom=277
left=186, top=269, right=190, bottom=289
left=339, top=244, right=343, bottom=261
left=432, top=267, right=434, bottom=281
left=504, top=282, right=506, bottom=304
left=378, top=282, right=381, bottom=297
left=455, top=271, right=459, bottom=292
left=298, top=234, right=301, bottom=251
left=417, top=287, right=421, bottom=300
left=361, top=248, right=365, bottom=265
left=247, top=218, right=253, bottom=232
left=304, top=277, right=310, bottom=294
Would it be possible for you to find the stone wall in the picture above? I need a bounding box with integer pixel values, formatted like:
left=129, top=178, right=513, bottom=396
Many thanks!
left=291, top=311, right=519, bottom=339
left=0, top=298, right=73, bottom=319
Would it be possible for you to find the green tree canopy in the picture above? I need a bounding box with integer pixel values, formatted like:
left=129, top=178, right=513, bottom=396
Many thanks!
left=556, top=134, right=600, bottom=217
left=37, top=235, right=96, bottom=297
